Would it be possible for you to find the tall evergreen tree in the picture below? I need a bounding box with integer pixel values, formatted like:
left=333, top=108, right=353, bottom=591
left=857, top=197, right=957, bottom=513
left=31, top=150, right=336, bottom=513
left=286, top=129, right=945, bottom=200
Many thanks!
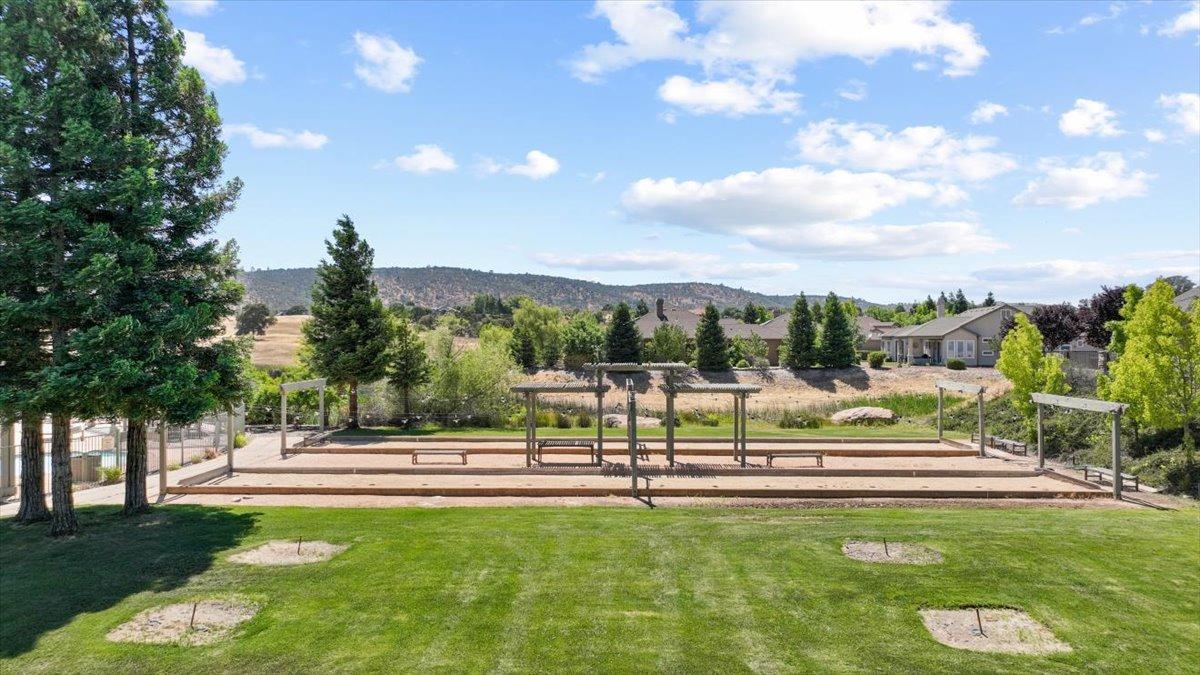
left=819, top=292, right=857, bottom=368
left=695, top=304, right=729, bottom=371
left=509, top=324, right=536, bottom=369
left=303, top=216, right=393, bottom=429
left=983, top=292, right=996, bottom=307
left=634, top=298, right=649, bottom=318
left=604, top=302, right=641, bottom=363
left=49, top=0, right=251, bottom=516
left=783, top=294, right=817, bottom=369
left=952, top=289, right=970, bottom=314
left=387, top=317, right=429, bottom=415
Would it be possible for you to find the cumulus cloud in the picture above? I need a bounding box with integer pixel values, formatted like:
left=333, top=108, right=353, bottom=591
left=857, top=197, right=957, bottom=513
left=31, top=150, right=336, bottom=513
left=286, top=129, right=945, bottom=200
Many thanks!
left=973, top=252, right=1199, bottom=295
left=479, top=150, right=561, bottom=180
left=969, top=101, right=1008, bottom=124
left=532, top=249, right=798, bottom=279
left=1159, top=92, right=1200, bottom=135
left=1159, top=1, right=1199, bottom=37
left=181, top=30, right=245, bottom=85
left=619, top=165, right=1004, bottom=260
left=1013, top=152, right=1151, bottom=210
left=170, top=0, right=218, bottom=16
left=837, top=79, right=868, bottom=102
left=658, top=75, right=800, bottom=116
left=353, top=32, right=421, bottom=93
left=793, top=119, right=1017, bottom=182
left=224, top=124, right=329, bottom=150
left=383, top=144, right=456, bottom=173
left=1059, top=98, right=1123, bottom=137
left=1144, top=128, right=1166, bottom=143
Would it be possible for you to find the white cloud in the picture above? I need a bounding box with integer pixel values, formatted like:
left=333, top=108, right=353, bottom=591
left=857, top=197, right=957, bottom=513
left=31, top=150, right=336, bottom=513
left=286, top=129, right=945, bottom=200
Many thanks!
left=837, top=79, right=868, bottom=102
left=969, top=101, right=1008, bottom=124
left=1059, top=98, right=1123, bottom=137
left=170, top=0, right=218, bottom=16
left=1013, top=152, right=1151, bottom=210
left=1159, top=92, right=1200, bottom=135
left=353, top=32, right=421, bottom=93
left=224, top=124, right=329, bottom=150
left=619, top=165, right=1004, bottom=260
left=479, top=150, right=560, bottom=180
left=1159, top=1, right=1199, bottom=37
left=181, top=30, right=245, bottom=85
left=533, top=249, right=798, bottom=279
left=1080, top=2, right=1126, bottom=27
left=793, top=119, right=1017, bottom=182
left=658, top=75, right=800, bottom=116
left=591, top=171, right=607, bottom=183
left=973, top=252, right=1199, bottom=290
left=572, top=1, right=988, bottom=81
left=384, top=144, right=456, bottom=173
left=1144, top=128, right=1167, bottom=143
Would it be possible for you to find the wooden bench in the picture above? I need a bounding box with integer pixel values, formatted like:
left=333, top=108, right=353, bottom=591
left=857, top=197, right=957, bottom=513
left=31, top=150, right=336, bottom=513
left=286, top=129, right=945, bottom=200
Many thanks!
left=971, top=432, right=1028, bottom=455
left=766, top=452, right=824, bottom=468
left=1083, top=465, right=1139, bottom=491
left=536, top=439, right=597, bottom=464
left=411, top=449, right=467, bottom=465
left=636, top=442, right=649, bottom=461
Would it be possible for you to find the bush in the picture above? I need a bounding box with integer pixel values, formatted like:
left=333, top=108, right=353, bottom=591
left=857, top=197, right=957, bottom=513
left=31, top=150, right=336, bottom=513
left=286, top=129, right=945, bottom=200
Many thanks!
left=699, top=413, right=721, bottom=427
left=867, top=351, right=886, bottom=369
left=1127, top=449, right=1199, bottom=497
left=234, top=432, right=248, bottom=448
left=735, top=358, right=750, bottom=368
left=98, top=466, right=123, bottom=484
left=188, top=454, right=203, bottom=465
left=553, top=411, right=572, bottom=429
left=778, top=410, right=822, bottom=429
left=946, top=358, right=966, bottom=370
left=534, top=410, right=555, bottom=428
left=203, top=447, right=219, bottom=460
left=167, top=462, right=181, bottom=471
left=575, top=412, right=593, bottom=428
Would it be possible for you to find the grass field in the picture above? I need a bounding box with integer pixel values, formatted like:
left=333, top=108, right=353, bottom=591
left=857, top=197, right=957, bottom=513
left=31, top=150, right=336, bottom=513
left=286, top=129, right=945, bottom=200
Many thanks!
left=334, top=421, right=962, bottom=439
left=3, top=505, right=1197, bottom=673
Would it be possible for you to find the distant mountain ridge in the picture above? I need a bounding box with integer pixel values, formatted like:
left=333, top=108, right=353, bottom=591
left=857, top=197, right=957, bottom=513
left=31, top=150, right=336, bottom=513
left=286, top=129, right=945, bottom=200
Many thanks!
left=239, top=266, right=879, bottom=312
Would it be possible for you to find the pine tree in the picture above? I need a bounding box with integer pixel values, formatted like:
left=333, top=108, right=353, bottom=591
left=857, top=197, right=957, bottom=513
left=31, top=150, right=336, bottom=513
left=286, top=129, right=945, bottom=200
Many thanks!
left=819, top=292, right=857, bottom=368
left=50, top=0, right=251, bottom=517
left=388, top=317, right=429, bottom=415
left=783, top=294, right=817, bottom=369
left=952, top=289, right=970, bottom=313
left=634, top=299, right=650, bottom=317
left=303, top=216, right=393, bottom=429
left=695, top=304, right=729, bottom=371
left=509, top=325, right=537, bottom=369
left=604, top=302, right=642, bottom=363
left=983, top=292, right=996, bottom=307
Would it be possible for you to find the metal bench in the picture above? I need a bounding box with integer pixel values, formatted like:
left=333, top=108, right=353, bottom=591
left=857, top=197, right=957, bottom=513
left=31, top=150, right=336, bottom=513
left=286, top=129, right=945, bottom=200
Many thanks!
left=411, top=449, right=467, bottom=465
left=766, top=452, right=824, bottom=468
left=536, top=439, right=597, bottom=464
left=636, top=442, right=649, bottom=461
left=1083, top=465, right=1139, bottom=491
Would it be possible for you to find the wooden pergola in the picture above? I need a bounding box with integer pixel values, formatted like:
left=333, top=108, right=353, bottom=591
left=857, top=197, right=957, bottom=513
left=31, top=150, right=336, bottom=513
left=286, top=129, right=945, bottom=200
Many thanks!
left=1031, top=392, right=1128, bottom=499
left=935, top=379, right=987, bottom=457
left=582, top=362, right=689, bottom=458
left=659, top=382, right=762, bottom=467
left=511, top=382, right=610, bottom=467
left=280, top=378, right=327, bottom=456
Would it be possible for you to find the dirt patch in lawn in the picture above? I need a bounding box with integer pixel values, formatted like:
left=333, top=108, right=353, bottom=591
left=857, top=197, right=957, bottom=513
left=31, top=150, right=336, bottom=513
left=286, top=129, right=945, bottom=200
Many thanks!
left=107, top=600, right=259, bottom=646
left=919, top=608, right=1072, bottom=655
left=229, top=540, right=347, bottom=566
left=842, top=540, right=943, bottom=564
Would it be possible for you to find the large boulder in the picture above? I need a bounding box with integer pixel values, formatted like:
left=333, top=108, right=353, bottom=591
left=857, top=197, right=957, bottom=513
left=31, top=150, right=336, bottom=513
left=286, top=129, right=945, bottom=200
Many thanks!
left=830, top=406, right=896, bottom=425
left=603, top=414, right=663, bottom=429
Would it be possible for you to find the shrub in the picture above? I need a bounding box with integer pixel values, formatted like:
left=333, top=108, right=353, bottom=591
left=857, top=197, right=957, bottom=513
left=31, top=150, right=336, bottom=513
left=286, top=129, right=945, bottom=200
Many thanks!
left=534, top=410, right=555, bottom=428
left=188, top=454, right=203, bottom=465
left=98, top=466, right=123, bottom=484
left=867, top=351, right=886, bottom=369
left=701, top=413, right=721, bottom=427
left=946, top=358, right=966, bottom=370
left=735, top=358, right=750, bottom=368
left=234, top=432, right=248, bottom=448
left=778, top=410, right=822, bottom=429
left=1127, top=449, right=1200, bottom=497
left=203, top=447, right=219, bottom=460
left=554, top=411, right=572, bottom=429
left=575, top=412, right=593, bottom=428
left=167, top=462, right=181, bottom=471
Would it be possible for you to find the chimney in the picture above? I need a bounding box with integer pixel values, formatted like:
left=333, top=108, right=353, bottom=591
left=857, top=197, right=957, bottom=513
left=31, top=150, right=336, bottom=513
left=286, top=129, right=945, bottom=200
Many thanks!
left=655, top=298, right=667, bottom=321
left=936, top=295, right=946, bottom=318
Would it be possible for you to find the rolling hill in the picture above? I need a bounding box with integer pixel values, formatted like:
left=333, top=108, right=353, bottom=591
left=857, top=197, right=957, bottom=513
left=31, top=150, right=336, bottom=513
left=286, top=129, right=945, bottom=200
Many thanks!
left=239, top=266, right=878, bottom=312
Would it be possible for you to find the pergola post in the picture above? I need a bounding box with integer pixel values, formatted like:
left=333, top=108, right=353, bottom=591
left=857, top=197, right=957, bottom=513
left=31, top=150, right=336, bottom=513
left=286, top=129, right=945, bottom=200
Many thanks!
left=739, top=393, right=748, bottom=468
left=732, top=394, right=740, bottom=463
left=227, top=404, right=237, bottom=474
left=280, top=387, right=288, bottom=457
left=976, top=391, right=985, bottom=458
left=595, top=380, right=604, bottom=463
left=936, top=387, right=944, bottom=441
left=1036, top=403, right=1045, bottom=469
left=157, top=421, right=168, bottom=502
left=1112, top=409, right=1122, bottom=500
left=627, top=379, right=638, bottom=499
left=665, top=382, right=676, bottom=467
left=318, top=383, right=326, bottom=432
left=525, top=392, right=534, bottom=468
left=0, top=421, right=14, bottom=498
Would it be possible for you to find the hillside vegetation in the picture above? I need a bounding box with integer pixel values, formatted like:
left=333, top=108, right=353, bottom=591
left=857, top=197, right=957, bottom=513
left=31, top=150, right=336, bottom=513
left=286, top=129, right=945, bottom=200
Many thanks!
left=239, top=266, right=877, bottom=312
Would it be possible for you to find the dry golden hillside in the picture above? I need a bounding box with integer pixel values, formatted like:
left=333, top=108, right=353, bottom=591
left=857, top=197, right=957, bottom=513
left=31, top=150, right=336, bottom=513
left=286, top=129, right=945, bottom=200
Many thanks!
left=221, top=314, right=309, bottom=369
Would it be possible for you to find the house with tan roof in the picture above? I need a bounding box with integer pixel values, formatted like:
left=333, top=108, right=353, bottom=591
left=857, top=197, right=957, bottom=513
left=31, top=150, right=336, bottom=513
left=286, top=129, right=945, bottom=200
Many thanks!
left=880, top=297, right=1022, bottom=367
left=635, top=299, right=789, bottom=365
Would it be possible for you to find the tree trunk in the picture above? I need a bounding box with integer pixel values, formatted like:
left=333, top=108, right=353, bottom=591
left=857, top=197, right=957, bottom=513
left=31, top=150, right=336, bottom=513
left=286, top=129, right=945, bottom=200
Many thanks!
left=402, top=387, right=411, bottom=416
left=347, top=380, right=359, bottom=429
left=48, top=413, right=77, bottom=536
left=15, top=413, right=50, bottom=523
left=123, top=418, right=149, bottom=515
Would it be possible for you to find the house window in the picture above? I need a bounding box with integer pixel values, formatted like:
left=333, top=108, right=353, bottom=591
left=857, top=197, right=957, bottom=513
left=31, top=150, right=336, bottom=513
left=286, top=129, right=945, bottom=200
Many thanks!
left=947, top=340, right=976, bottom=360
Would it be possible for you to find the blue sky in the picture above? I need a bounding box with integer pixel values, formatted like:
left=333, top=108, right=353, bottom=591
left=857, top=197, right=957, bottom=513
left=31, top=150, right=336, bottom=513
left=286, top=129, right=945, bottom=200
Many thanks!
left=172, top=0, right=1200, bottom=303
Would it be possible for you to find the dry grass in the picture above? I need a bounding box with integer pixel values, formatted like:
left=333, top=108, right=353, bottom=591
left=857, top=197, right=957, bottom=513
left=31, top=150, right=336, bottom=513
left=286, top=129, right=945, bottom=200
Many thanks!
left=222, top=314, right=309, bottom=368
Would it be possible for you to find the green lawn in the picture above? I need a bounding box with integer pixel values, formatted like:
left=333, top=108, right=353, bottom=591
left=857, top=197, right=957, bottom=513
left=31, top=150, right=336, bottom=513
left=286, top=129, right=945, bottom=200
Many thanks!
left=3, top=505, right=1197, bottom=673
left=335, top=421, right=960, bottom=439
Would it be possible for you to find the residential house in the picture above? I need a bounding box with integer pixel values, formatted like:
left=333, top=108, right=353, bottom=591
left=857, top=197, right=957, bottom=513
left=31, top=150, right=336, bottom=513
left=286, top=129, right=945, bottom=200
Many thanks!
left=856, top=315, right=895, bottom=352
left=880, top=297, right=1021, bottom=367
left=1175, top=286, right=1200, bottom=310
left=635, top=299, right=788, bottom=365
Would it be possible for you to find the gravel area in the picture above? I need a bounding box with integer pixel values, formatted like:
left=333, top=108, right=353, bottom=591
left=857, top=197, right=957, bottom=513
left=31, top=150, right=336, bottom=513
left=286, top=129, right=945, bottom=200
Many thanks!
left=919, top=608, right=1072, bottom=654
left=230, top=540, right=347, bottom=566
left=842, top=540, right=943, bottom=564
left=107, top=600, right=259, bottom=646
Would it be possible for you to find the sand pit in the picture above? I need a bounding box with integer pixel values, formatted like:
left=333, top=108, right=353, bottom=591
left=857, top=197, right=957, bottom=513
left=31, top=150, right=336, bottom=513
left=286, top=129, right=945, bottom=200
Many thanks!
left=229, top=540, right=347, bottom=566
left=919, top=608, right=1072, bottom=654
left=107, top=600, right=259, bottom=646
left=842, top=540, right=943, bottom=564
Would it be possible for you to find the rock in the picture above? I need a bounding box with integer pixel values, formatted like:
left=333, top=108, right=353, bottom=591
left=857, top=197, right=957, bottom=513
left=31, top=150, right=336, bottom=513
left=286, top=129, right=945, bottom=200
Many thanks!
left=602, top=414, right=662, bottom=428
left=830, top=406, right=896, bottom=425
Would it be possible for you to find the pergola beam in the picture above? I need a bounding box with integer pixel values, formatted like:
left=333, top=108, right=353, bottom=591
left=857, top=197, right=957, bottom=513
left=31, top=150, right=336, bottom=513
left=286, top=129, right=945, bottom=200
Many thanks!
left=1030, top=393, right=1127, bottom=499
left=1030, top=392, right=1126, bottom=414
